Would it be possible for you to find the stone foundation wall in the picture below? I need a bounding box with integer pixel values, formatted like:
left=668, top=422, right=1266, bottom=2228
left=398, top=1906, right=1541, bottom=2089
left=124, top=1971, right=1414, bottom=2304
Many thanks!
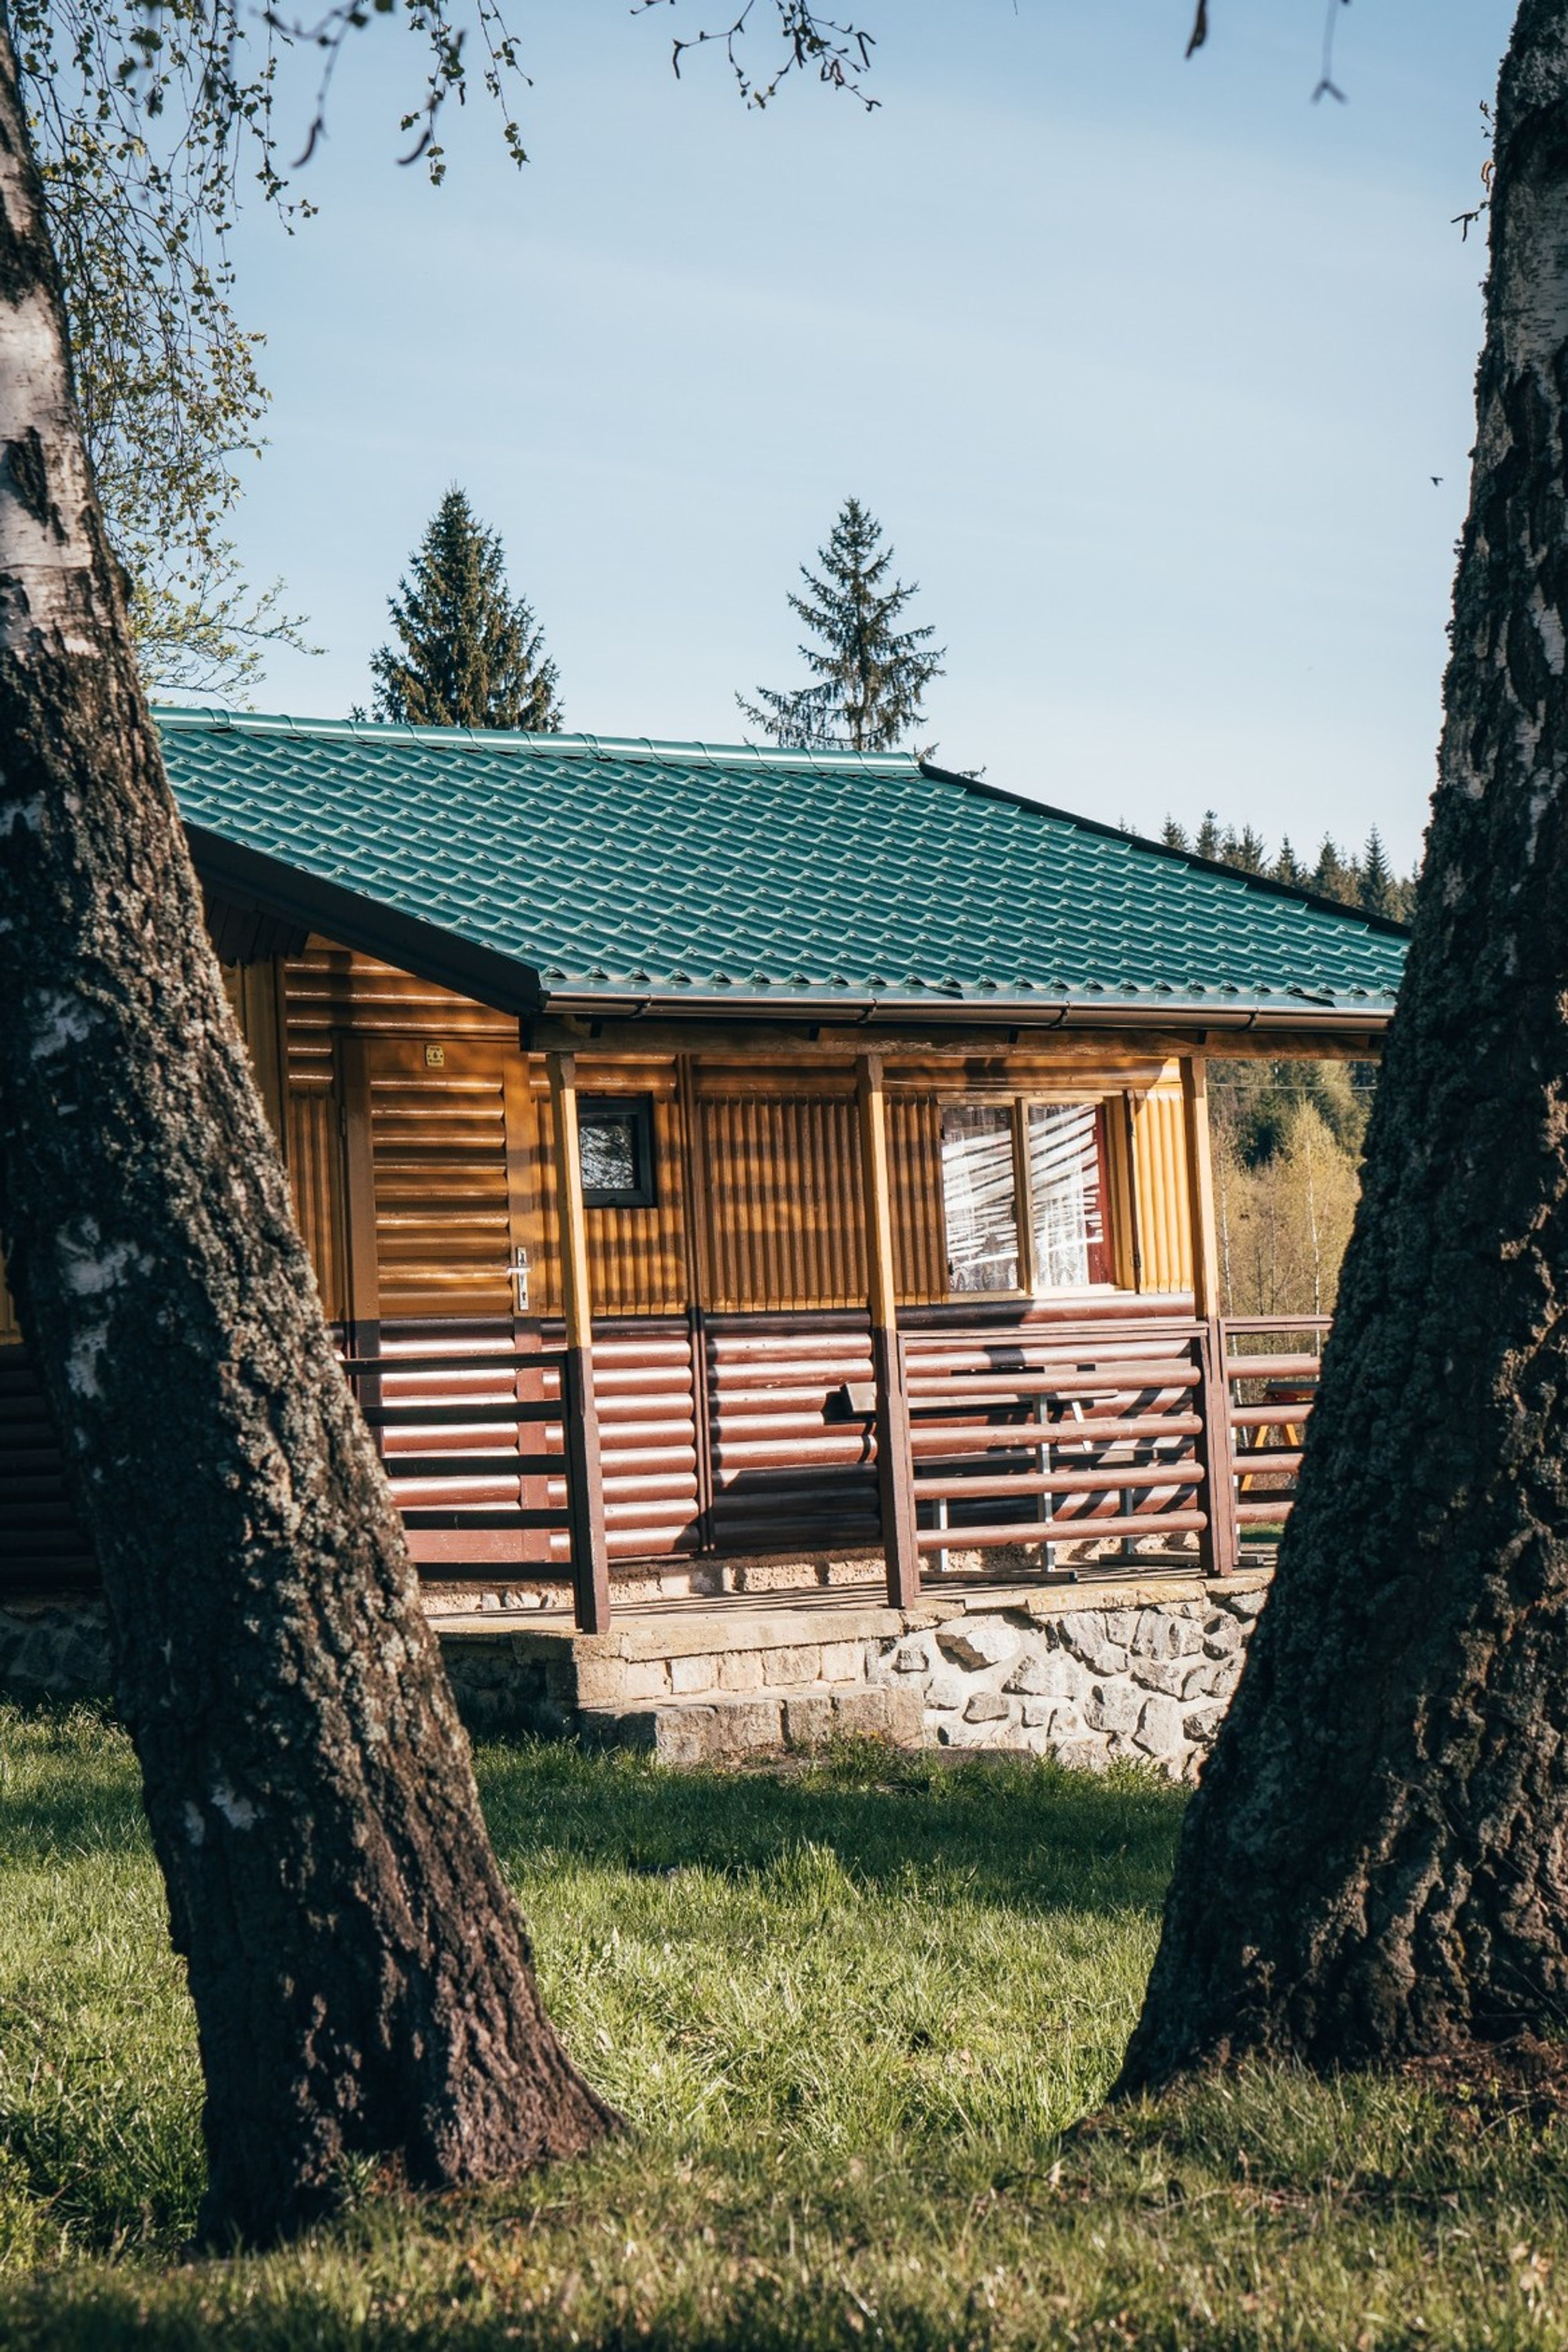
left=867, top=1584, right=1264, bottom=1778
left=1, top=1577, right=1269, bottom=1779
left=0, top=1598, right=112, bottom=1706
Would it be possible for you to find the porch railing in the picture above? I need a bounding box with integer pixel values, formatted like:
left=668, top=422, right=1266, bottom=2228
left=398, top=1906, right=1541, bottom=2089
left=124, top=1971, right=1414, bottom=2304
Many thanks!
left=899, top=1321, right=1213, bottom=1568
left=341, top=1310, right=1332, bottom=1631
left=1223, top=1314, right=1328, bottom=1539
left=339, top=1335, right=602, bottom=1628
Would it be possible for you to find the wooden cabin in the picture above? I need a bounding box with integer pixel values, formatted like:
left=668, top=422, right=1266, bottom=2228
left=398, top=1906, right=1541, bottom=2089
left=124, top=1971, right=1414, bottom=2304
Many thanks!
left=0, top=713, right=1408, bottom=1629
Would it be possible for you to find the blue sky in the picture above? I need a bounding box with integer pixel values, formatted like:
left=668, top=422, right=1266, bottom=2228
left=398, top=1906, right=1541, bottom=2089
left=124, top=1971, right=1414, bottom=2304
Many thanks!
left=221, top=0, right=1514, bottom=870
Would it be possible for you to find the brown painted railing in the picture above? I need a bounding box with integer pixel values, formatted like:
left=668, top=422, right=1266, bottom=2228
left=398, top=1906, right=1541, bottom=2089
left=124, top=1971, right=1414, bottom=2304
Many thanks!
left=1222, top=1314, right=1329, bottom=1536
left=897, top=1318, right=1215, bottom=1568
left=337, top=1309, right=1333, bottom=1630
left=339, top=1330, right=601, bottom=1624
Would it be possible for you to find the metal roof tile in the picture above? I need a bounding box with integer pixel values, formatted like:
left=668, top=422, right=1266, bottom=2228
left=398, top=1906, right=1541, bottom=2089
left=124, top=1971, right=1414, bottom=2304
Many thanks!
left=159, top=710, right=1408, bottom=1020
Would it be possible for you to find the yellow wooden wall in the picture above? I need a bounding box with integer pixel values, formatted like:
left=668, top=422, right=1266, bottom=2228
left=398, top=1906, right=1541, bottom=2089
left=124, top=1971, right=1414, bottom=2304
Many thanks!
left=1131, top=1083, right=1194, bottom=1293
left=0, top=939, right=1205, bottom=1342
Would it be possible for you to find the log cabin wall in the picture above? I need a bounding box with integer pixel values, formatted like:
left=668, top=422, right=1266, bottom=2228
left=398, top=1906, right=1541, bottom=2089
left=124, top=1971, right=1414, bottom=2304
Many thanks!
left=0, top=926, right=1207, bottom=1590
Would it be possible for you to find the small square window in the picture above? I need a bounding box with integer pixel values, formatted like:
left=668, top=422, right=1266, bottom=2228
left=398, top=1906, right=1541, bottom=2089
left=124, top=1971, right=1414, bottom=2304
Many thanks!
left=578, top=1097, right=656, bottom=1207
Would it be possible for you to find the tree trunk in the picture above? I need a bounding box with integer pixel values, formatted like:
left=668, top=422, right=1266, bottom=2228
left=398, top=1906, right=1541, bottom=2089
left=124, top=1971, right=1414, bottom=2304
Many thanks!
left=0, top=22, right=615, bottom=2242
left=1117, top=0, right=1568, bottom=2094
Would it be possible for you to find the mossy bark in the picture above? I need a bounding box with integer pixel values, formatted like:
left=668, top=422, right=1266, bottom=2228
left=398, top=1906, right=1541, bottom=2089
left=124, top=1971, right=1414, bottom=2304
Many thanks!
left=1119, top=0, right=1568, bottom=2091
left=0, top=21, right=614, bottom=2241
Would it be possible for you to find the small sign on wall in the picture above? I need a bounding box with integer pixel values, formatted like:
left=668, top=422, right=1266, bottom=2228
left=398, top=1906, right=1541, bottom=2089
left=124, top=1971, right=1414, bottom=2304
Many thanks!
left=424, top=1044, right=445, bottom=1068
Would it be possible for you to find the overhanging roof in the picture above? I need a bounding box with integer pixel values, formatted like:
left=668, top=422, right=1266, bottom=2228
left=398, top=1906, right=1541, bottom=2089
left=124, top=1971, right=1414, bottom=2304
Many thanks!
left=160, top=708, right=1409, bottom=1029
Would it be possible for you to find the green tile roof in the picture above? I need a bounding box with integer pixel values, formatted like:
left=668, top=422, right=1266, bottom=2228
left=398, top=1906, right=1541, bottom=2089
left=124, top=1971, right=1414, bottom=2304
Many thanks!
left=160, top=709, right=1408, bottom=1025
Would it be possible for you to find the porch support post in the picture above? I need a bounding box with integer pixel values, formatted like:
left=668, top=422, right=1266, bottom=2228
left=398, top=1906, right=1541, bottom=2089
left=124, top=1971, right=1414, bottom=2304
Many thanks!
left=548, top=1051, right=612, bottom=1633
left=857, top=1052, right=919, bottom=1610
left=1180, top=1053, right=1239, bottom=1577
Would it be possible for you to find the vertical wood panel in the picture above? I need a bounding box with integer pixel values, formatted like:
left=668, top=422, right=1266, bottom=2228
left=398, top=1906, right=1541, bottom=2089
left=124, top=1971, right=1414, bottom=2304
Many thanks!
left=701, top=1094, right=871, bottom=1311
left=1133, top=1087, right=1193, bottom=1293
left=888, top=1094, right=944, bottom=1303
left=285, top=1090, right=348, bottom=1321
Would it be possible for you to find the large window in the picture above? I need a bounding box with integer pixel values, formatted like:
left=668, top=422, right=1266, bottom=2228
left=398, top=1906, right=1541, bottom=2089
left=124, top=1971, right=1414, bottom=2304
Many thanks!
left=941, top=1098, right=1113, bottom=1295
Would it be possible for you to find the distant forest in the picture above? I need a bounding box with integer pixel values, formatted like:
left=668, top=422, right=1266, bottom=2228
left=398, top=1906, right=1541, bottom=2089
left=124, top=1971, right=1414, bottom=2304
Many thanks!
left=1147, top=811, right=1414, bottom=1317
left=1159, top=813, right=1419, bottom=925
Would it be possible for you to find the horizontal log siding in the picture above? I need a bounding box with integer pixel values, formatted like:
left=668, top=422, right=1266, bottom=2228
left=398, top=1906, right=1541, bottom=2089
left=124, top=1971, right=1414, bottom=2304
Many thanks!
left=546, top=1322, right=701, bottom=1562
left=371, top=1065, right=514, bottom=1323
left=0, top=1342, right=95, bottom=1590
left=1132, top=1085, right=1193, bottom=1294
left=704, top=1314, right=881, bottom=1554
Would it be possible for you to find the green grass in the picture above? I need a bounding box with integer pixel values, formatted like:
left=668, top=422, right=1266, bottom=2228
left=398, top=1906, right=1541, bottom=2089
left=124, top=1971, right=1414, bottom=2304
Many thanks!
left=4, top=1707, right=1568, bottom=2346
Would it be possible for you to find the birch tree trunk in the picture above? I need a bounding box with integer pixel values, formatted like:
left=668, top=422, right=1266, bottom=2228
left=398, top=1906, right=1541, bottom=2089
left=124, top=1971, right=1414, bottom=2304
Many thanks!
left=1118, top=0, right=1568, bottom=2091
left=0, top=19, right=614, bottom=2241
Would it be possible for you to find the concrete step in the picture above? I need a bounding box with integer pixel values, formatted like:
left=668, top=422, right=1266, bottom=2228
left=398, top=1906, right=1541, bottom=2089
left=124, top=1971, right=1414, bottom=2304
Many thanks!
left=580, top=1680, right=924, bottom=1765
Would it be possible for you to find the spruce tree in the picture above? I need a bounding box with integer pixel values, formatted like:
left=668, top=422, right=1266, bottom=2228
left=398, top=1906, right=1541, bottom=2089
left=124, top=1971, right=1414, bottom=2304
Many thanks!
left=1161, top=816, right=1190, bottom=851
left=1274, top=837, right=1305, bottom=887
left=738, top=495, right=944, bottom=753
left=371, top=488, right=563, bottom=731
left=1357, top=826, right=1396, bottom=917
left=1312, top=833, right=1354, bottom=904
left=1194, top=810, right=1223, bottom=860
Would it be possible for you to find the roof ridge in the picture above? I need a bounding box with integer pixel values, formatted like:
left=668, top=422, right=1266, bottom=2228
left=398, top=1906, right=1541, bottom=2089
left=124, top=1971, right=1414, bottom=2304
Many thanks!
left=151, top=704, right=921, bottom=777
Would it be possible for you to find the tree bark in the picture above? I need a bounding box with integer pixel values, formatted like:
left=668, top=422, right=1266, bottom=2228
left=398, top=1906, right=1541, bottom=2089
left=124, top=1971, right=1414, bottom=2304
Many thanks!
left=0, top=21, right=615, bottom=2241
left=1117, top=0, right=1568, bottom=2093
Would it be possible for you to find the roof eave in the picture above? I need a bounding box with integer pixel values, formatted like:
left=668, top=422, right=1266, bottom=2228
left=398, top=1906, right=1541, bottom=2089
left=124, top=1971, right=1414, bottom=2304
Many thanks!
left=185, top=825, right=549, bottom=1018
left=538, top=987, right=1395, bottom=1033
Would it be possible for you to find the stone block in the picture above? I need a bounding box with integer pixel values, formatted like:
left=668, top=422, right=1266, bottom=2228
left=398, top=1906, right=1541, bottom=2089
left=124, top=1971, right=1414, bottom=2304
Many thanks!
left=622, top=1658, right=673, bottom=1703
left=819, top=1640, right=864, bottom=1684
left=1223, top=1588, right=1269, bottom=1620
left=573, top=1658, right=628, bottom=1708
left=1006, top=1649, right=1086, bottom=1700
left=925, top=1672, right=968, bottom=1713
left=655, top=1706, right=719, bottom=1764
left=773, top=1644, right=824, bottom=1686
left=1131, top=1608, right=1203, bottom=1662
left=670, top=1652, right=719, bottom=1696
left=937, top=1617, right=1022, bottom=1672
left=1203, top=1614, right=1243, bottom=1660
left=878, top=1687, right=925, bottom=1746
left=1052, top=1737, right=1111, bottom=1774
left=1021, top=1698, right=1082, bottom=1738
left=1099, top=1609, right=1140, bottom=1645
left=1056, top=1613, right=1129, bottom=1677
left=1082, top=1681, right=1142, bottom=1737
left=718, top=1649, right=767, bottom=1694
left=784, top=1694, right=837, bottom=1751
left=1134, top=1694, right=1186, bottom=1757
left=891, top=1637, right=934, bottom=1675
left=964, top=1690, right=1013, bottom=1724
left=725, top=1697, right=784, bottom=1750
left=1183, top=1702, right=1227, bottom=1748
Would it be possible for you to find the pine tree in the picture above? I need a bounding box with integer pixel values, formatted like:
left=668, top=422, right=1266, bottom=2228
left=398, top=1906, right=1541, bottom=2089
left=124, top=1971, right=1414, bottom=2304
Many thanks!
left=1161, top=817, right=1190, bottom=851
left=1312, top=834, right=1354, bottom=905
left=371, top=489, right=562, bottom=732
left=738, top=496, right=944, bottom=753
left=1194, top=810, right=1223, bottom=860
left=1221, top=823, right=1267, bottom=874
left=1274, top=837, right=1305, bottom=887
left=1357, top=826, right=1396, bottom=917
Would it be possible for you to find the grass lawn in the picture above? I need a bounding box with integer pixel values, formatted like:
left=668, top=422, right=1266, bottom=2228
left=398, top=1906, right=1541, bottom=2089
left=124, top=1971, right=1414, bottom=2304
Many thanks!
left=3, top=1708, right=1568, bottom=2347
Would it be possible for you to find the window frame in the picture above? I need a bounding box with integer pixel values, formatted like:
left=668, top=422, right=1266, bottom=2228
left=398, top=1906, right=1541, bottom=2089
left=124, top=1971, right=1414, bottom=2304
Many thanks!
left=938, top=1089, right=1123, bottom=1300
left=577, top=1094, right=657, bottom=1209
